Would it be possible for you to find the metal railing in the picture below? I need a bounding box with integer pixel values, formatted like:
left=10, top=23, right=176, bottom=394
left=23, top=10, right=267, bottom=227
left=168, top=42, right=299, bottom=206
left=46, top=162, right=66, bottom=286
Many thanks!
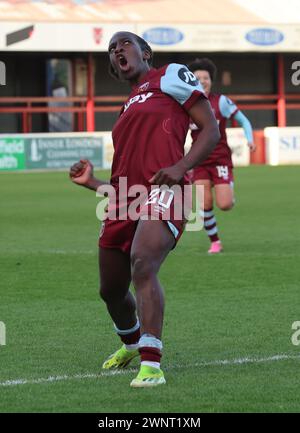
left=0, top=94, right=299, bottom=133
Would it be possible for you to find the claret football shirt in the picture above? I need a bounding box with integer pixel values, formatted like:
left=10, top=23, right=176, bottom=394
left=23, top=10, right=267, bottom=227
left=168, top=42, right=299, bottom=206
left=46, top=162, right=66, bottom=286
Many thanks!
left=111, top=63, right=206, bottom=190
left=190, top=93, right=239, bottom=167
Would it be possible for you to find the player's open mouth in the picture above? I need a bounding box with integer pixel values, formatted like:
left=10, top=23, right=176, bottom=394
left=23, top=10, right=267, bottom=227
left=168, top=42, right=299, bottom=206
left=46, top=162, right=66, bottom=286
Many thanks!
left=117, top=55, right=130, bottom=72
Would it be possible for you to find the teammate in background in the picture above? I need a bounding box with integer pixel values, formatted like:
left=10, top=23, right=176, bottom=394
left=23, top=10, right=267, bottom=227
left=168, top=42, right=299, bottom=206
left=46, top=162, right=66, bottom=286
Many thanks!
left=69, top=33, right=220, bottom=387
left=188, top=58, right=256, bottom=254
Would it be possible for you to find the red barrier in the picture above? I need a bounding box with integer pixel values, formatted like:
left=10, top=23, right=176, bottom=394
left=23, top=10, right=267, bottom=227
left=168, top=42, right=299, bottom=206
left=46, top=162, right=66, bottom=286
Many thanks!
left=86, top=99, right=95, bottom=132
left=0, top=94, right=300, bottom=134
left=251, top=130, right=266, bottom=164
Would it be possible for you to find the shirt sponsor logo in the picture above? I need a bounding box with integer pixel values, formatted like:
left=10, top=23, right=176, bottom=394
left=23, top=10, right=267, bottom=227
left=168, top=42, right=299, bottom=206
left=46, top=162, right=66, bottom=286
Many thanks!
left=124, top=92, right=153, bottom=112
left=178, top=68, right=198, bottom=87
left=142, top=27, right=184, bottom=46
left=245, top=28, right=284, bottom=46
left=225, top=97, right=235, bottom=105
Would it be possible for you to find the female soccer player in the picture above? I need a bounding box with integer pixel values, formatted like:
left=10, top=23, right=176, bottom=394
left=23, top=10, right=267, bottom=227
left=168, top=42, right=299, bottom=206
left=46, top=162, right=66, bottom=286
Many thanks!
left=188, top=58, right=255, bottom=254
left=70, top=32, right=220, bottom=387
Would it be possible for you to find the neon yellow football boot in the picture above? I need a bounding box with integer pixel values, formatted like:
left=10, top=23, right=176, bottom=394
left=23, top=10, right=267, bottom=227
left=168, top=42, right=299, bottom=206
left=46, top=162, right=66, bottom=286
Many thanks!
left=130, top=365, right=166, bottom=388
left=102, top=345, right=139, bottom=370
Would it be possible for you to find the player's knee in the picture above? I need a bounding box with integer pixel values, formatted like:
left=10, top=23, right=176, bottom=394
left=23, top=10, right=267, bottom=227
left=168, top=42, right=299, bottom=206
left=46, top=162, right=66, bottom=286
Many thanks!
left=99, top=285, right=112, bottom=303
left=217, top=200, right=234, bottom=211
left=131, top=253, right=156, bottom=285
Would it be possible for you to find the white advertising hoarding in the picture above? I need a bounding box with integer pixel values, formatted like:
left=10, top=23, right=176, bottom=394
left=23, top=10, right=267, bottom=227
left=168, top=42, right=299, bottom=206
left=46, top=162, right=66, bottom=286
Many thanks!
left=137, top=24, right=300, bottom=52
left=0, top=22, right=300, bottom=52
left=0, top=23, right=135, bottom=52
left=265, top=127, right=300, bottom=165
left=226, top=128, right=250, bottom=167
left=101, top=132, right=114, bottom=170
left=185, top=128, right=250, bottom=167
left=88, top=128, right=250, bottom=172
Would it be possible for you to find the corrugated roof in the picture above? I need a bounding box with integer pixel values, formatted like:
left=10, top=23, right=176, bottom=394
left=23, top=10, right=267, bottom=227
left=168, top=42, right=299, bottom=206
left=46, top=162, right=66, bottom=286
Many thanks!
left=0, top=0, right=287, bottom=24
left=1, top=0, right=299, bottom=52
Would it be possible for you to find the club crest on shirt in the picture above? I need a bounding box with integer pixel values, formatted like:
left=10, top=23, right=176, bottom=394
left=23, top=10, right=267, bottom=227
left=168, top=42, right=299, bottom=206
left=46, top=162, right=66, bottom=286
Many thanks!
left=138, top=82, right=150, bottom=92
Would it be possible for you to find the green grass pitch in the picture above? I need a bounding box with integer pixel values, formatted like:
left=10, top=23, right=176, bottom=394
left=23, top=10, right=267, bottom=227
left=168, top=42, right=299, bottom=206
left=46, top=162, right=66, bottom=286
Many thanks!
left=0, top=166, right=299, bottom=412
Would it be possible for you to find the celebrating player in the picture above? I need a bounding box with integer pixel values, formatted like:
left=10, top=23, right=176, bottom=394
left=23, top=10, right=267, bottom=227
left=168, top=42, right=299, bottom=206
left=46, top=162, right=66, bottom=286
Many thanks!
left=70, top=33, right=220, bottom=387
left=188, top=58, right=255, bottom=254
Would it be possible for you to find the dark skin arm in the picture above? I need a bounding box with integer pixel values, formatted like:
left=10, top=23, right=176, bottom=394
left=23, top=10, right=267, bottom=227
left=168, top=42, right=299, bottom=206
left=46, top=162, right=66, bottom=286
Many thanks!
left=70, top=99, right=219, bottom=190
left=69, top=159, right=109, bottom=190
left=149, top=98, right=220, bottom=187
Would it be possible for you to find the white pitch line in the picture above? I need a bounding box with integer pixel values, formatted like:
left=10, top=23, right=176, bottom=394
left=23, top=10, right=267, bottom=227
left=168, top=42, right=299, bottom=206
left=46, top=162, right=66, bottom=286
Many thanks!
left=37, top=250, right=95, bottom=255
left=0, top=369, right=136, bottom=387
left=188, top=353, right=300, bottom=368
left=0, top=353, right=299, bottom=388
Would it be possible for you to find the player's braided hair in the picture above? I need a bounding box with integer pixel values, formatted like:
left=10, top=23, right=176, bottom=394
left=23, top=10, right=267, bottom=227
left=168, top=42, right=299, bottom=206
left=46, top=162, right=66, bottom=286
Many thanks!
left=188, top=58, right=217, bottom=82
left=108, top=33, right=153, bottom=80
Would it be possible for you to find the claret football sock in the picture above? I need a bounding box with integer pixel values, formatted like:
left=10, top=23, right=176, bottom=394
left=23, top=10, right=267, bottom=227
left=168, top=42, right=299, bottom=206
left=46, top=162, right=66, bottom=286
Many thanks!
left=131, top=334, right=165, bottom=387
left=138, top=333, right=163, bottom=368
left=200, top=208, right=220, bottom=243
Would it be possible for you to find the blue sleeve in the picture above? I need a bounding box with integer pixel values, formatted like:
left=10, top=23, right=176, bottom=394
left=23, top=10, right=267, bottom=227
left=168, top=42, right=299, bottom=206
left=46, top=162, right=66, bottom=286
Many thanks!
left=233, top=110, right=254, bottom=143
left=219, top=95, right=238, bottom=119
left=160, top=63, right=206, bottom=110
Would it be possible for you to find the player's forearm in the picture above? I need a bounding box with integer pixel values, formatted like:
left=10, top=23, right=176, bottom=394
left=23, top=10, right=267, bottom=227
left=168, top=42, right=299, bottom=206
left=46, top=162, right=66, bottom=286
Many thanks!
left=177, top=126, right=220, bottom=172
left=234, top=111, right=253, bottom=143
left=83, top=177, right=109, bottom=191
